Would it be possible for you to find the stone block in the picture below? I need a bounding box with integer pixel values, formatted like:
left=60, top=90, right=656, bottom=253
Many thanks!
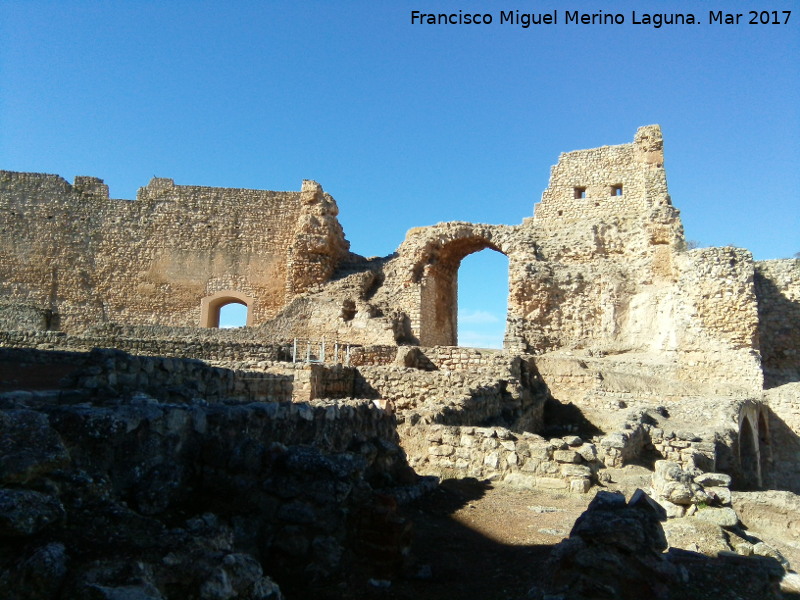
left=694, top=506, right=739, bottom=528
left=600, top=432, right=628, bottom=449
left=521, top=458, right=540, bottom=473
left=569, top=478, right=591, bottom=493
left=536, top=477, right=568, bottom=490
left=553, top=450, right=581, bottom=464
left=704, top=486, right=731, bottom=506
left=428, top=444, right=454, bottom=457
left=694, top=472, right=732, bottom=487
left=482, top=438, right=499, bottom=451
left=528, top=446, right=552, bottom=460
left=501, top=472, right=538, bottom=489
left=537, top=461, right=560, bottom=475
left=576, top=443, right=598, bottom=462
left=560, top=464, right=592, bottom=478
left=484, top=452, right=501, bottom=470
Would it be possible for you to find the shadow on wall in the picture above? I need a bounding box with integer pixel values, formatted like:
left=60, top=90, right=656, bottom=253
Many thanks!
left=353, top=481, right=792, bottom=600
left=763, top=406, right=800, bottom=494
left=541, top=397, right=605, bottom=439
left=756, top=273, right=800, bottom=389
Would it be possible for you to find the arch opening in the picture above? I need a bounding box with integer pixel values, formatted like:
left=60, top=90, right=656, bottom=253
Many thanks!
left=200, top=290, right=255, bottom=328
left=219, top=302, right=248, bottom=328
left=418, top=236, right=509, bottom=348
left=738, top=416, right=760, bottom=489
left=458, top=249, right=509, bottom=349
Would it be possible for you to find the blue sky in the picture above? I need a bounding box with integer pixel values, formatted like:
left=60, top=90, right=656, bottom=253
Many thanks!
left=2, top=1, right=798, bottom=345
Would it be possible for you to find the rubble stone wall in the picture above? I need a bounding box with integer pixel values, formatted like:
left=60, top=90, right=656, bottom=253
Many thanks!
left=0, top=172, right=347, bottom=332
left=763, top=383, right=800, bottom=492
left=0, top=392, right=410, bottom=596
left=755, top=259, right=800, bottom=385
left=0, top=328, right=291, bottom=363
left=0, top=127, right=779, bottom=395
left=403, top=424, right=596, bottom=493
left=0, top=346, right=296, bottom=403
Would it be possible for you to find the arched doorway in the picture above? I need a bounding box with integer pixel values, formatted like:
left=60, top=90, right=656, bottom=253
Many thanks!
left=457, top=249, right=509, bottom=349
left=200, top=290, right=255, bottom=328
left=417, top=235, right=509, bottom=347
left=739, top=416, right=759, bottom=488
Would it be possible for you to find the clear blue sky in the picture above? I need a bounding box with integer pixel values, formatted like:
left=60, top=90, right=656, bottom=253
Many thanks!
left=2, top=1, right=798, bottom=345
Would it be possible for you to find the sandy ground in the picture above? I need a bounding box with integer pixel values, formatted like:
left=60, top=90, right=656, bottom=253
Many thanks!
left=297, top=465, right=800, bottom=600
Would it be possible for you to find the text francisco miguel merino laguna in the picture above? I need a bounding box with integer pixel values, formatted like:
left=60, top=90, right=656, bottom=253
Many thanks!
left=410, top=9, right=792, bottom=28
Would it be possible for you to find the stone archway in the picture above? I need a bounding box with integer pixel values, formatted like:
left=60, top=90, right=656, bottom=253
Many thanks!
left=399, top=223, right=515, bottom=347
left=200, top=290, right=255, bottom=328
left=737, top=402, right=771, bottom=489
left=739, top=416, right=759, bottom=488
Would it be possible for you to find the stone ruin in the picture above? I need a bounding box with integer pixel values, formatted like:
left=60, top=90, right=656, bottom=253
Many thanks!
left=1, top=126, right=799, bottom=598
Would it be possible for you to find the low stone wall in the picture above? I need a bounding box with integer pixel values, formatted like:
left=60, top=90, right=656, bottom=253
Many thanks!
left=349, top=345, right=397, bottom=367
left=418, top=346, right=506, bottom=371
left=400, top=423, right=597, bottom=493
left=355, top=354, right=545, bottom=432
left=0, top=346, right=295, bottom=403
left=0, top=302, right=50, bottom=331
left=0, top=328, right=291, bottom=363
left=595, top=409, right=718, bottom=472
left=0, top=391, right=415, bottom=597
left=289, top=363, right=356, bottom=402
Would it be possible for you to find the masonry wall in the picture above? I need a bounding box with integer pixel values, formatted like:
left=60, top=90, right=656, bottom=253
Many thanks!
left=0, top=172, right=347, bottom=332
left=755, top=259, right=800, bottom=386
left=0, top=128, right=778, bottom=399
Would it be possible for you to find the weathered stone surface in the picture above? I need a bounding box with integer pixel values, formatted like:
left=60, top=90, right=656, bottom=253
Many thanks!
left=694, top=472, right=732, bottom=487
left=0, top=542, right=68, bottom=600
left=0, top=489, right=64, bottom=537
left=694, top=506, right=739, bottom=528
left=553, top=450, right=581, bottom=464
left=662, top=517, right=731, bottom=556
left=0, top=409, right=69, bottom=484
left=539, top=490, right=677, bottom=599
left=537, top=490, right=786, bottom=600
left=0, top=393, right=417, bottom=599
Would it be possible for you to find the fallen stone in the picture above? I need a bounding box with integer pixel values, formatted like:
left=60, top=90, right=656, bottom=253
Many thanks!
left=694, top=472, right=732, bottom=488
left=662, top=517, right=731, bottom=556
left=0, top=410, right=70, bottom=484
left=0, top=488, right=64, bottom=537
left=693, top=506, right=739, bottom=528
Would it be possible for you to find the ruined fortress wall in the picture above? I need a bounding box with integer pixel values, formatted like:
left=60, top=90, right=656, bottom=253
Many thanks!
left=532, top=124, right=682, bottom=258
left=755, top=259, right=800, bottom=384
left=0, top=172, right=348, bottom=332
left=0, top=127, right=776, bottom=399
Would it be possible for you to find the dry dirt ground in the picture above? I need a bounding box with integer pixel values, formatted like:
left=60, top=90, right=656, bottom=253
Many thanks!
left=302, top=467, right=653, bottom=600
left=297, top=466, right=800, bottom=600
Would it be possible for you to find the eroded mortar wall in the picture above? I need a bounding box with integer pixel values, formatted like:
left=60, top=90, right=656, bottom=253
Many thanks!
left=0, top=127, right=786, bottom=397
left=755, top=259, right=800, bottom=386
left=0, top=173, right=347, bottom=332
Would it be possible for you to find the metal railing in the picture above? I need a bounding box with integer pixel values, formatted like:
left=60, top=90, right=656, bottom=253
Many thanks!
left=291, top=338, right=353, bottom=365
